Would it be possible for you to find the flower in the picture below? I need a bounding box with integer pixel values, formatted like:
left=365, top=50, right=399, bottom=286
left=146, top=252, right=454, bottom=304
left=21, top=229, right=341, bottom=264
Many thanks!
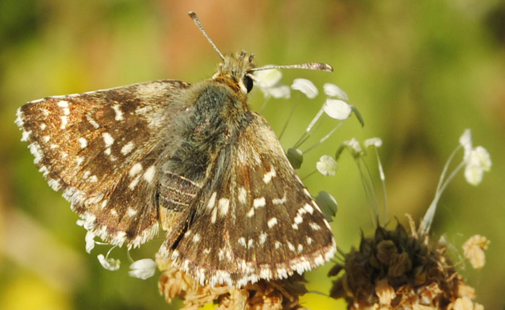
left=85, top=231, right=95, bottom=253
left=323, top=98, right=352, bottom=120
left=459, top=129, right=491, bottom=186
left=253, top=69, right=291, bottom=99
left=329, top=221, right=485, bottom=310
left=254, top=68, right=282, bottom=88
left=343, top=138, right=364, bottom=156
left=365, top=137, right=383, bottom=148
left=97, top=254, right=120, bottom=271
left=316, top=155, right=338, bottom=176
left=462, top=235, right=490, bottom=269
left=129, top=258, right=157, bottom=279
left=324, top=83, right=349, bottom=102
left=291, top=78, right=318, bottom=99
left=322, top=83, right=352, bottom=120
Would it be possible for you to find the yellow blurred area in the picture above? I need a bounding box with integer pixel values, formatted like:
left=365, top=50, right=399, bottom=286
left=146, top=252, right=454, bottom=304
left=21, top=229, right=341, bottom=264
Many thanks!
left=0, top=273, right=71, bottom=310
left=2, top=0, right=505, bottom=309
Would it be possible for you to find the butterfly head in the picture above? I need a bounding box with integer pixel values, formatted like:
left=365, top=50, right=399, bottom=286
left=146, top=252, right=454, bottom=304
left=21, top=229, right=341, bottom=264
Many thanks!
left=213, top=51, right=256, bottom=95
left=189, top=11, right=333, bottom=98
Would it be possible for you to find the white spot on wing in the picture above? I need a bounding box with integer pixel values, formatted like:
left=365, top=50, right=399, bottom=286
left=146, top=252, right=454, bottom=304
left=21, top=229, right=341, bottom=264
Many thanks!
left=76, top=156, right=85, bottom=166
left=57, top=100, right=69, bottom=108
left=238, top=237, right=246, bottom=247
left=309, top=222, right=321, bottom=231
left=207, top=192, right=217, bottom=209
left=259, top=232, right=267, bottom=245
left=60, top=116, right=68, bottom=129
left=127, top=207, right=137, bottom=216
left=272, top=194, right=287, bottom=205
left=246, top=207, right=254, bottom=217
left=218, top=198, right=230, bottom=216
left=78, top=138, right=87, bottom=148
left=102, top=133, right=114, bottom=147
left=238, top=187, right=247, bottom=204
left=263, top=167, right=276, bottom=184
left=267, top=217, right=278, bottom=228
left=287, top=242, right=295, bottom=251
left=143, top=165, right=156, bottom=183
left=211, top=207, right=217, bottom=224
left=129, top=163, right=142, bottom=176
left=121, top=141, right=134, bottom=155
left=86, top=115, right=100, bottom=128
left=192, top=233, right=201, bottom=243
left=303, top=203, right=314, bottom=214
left=128, top=175, right=141, bottom=189
left=112, top=105, right=123, bottom=121
left=253, top=197, right=266, bottom=208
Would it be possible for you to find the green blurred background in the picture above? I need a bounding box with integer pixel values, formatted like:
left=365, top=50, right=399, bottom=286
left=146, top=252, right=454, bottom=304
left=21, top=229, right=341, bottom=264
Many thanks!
left=1, top=0, right=504, bottom=309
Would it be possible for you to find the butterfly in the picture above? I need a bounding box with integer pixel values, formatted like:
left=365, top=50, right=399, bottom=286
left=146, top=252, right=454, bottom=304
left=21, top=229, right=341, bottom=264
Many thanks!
left=15, top=11, right=336, bottom=287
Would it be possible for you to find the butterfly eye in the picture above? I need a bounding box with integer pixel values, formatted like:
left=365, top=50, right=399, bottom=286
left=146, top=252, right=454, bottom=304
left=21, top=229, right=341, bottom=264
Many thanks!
left=243, top=75, right=254, bottom=93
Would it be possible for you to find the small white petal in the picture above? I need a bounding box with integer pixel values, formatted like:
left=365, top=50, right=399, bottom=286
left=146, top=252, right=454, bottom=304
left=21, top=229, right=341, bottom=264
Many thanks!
left=324, top=83, right=349, bottom=102
left=291, top=78, right=318, bottom=99
left=459, top=129, right=473, bottom=159
left=464, top=146, right=491, bottom=186
left=323, top=99, right=352, bottom=120
left=85, top=231, right=95, bottom=253
left=253, top=69, right=282, bottom=88
left=474, top=146, right=491, bottom=171
left=129, top=258, right=157, bottom=280
left=465, top=161, right=484, bottom=186
left=316, top=155, right=338, bottom=176
left=264, top=85, right=291, bottom=99
left=365, top=137, right=383, bottom=148
left=344, top=138, right=364, bottom=156
left=97, top=254, right=120, bottom=271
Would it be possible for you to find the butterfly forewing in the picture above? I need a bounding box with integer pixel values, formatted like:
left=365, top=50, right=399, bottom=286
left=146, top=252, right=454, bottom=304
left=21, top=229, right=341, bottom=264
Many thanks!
left=16, top=80, right=191, bottom=247
left=159, top=112, right=336, bottom=286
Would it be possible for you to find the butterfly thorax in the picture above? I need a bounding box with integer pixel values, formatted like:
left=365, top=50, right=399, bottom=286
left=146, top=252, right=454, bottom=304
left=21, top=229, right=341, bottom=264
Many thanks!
left=165, top=71, right=254, bottom=183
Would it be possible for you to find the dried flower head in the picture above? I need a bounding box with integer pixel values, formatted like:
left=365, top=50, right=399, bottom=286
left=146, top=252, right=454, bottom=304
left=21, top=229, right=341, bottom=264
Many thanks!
left=156, top=254, right=309, bottom=309
left=328, top=219, right=485, bottom=310
left=462, top=235, right=490, bottom=269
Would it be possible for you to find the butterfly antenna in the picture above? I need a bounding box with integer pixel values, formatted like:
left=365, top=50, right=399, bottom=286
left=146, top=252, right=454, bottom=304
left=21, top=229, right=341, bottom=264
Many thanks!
left=251, top=63, right=333, bottom=73
left=189, top=11, right=225, bottom=61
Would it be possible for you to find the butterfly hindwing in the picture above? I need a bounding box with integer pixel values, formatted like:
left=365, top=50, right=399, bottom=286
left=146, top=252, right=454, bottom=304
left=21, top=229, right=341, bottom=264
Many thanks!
left=160, top=112, right=336, bottom=286
left=16, top=80, right=191, bottom=247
